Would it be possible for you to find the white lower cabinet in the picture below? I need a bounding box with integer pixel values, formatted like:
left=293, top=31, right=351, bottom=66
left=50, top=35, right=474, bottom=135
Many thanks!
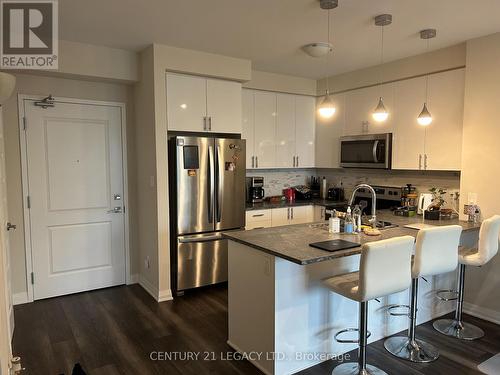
left=245, top=210, right=272, bottom=230
left=246, top=205, right=316, bottom=229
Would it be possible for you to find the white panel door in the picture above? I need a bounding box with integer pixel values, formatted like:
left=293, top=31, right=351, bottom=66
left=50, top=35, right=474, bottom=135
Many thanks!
left=207, top=78, right=242, bottom=133
left=242, top=89, right=255, bottom=168
left=166, top=73, right=207, bottom=132
left=254, top=91, right=276, bottom=168
left=393, top=76, right=427, bottom=170
left=425, top=69, right=465, bottom=171
left=315, top=93, right=345, bottom=168
left=0, top=109, right=12, bottom=374
left=295, top=96, right=315, bottom=168
left=25, top=101, right=126, bottom=300
left=276, top=94, right=296, bottom=168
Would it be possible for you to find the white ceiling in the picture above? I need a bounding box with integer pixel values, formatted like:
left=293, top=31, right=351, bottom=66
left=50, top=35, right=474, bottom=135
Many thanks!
left=59, top=0, right=500, bottom=79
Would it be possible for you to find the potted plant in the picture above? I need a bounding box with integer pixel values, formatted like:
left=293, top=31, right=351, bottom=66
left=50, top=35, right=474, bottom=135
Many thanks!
left=425, top=187, right=446, bottom=220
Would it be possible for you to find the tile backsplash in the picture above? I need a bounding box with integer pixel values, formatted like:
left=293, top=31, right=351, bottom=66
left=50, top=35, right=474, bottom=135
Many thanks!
left=247, top=168, right=461, bottom=210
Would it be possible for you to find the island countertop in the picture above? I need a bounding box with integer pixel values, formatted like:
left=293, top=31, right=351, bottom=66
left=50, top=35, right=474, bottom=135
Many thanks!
left=223, top=211, right=481, bottom=265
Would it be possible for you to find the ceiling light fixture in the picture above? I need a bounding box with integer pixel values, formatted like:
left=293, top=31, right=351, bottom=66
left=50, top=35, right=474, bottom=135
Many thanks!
left=317, top=0, right=337, bottom=119
left=302, top=42, right=333, bottom=58
left=417, top=28, right=437, bottom=126
left=372, top=14, right=392, bottom=123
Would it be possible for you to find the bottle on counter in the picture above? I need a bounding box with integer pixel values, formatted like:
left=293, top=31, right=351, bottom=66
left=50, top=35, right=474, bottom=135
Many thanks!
left=344, top=206, right=354, bottom=234
left=329, top=209, right=340, bottom=234
left=352, top=205, right=362, bottom=233
left=320, top=177, right=327, bottom=199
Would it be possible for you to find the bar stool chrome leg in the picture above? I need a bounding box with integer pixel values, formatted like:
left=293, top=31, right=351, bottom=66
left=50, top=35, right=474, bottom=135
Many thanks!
left=433, top=264, right=484, bottom=340
left=384, top=278, right=439, bottom=362
left=333, top=301, right=388, bottom=375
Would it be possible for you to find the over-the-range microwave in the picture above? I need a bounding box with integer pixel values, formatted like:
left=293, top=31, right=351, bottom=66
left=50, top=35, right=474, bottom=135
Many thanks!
left=340, top=133, right=392, bottom=169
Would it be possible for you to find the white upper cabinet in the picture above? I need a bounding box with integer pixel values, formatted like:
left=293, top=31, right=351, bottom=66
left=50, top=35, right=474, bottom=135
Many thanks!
left=295, top=96, right=316, bottom=168
left=242, top=89, right=255, bottom=168
left=166, top=73, right=242, bottom=134
left=206, top=78, right=242, bottom=133
left=315, top=93, right=345, bottom=168
left=345, top=83, right=395, bottom=136
left=393, top=76, right=427, bottom=170
left=276, top=94, right=296, bottom=168
left=392, top=69, right=465, bottom=171
left=166, top=73, right=207, bottom=132
left=424, top=69, right=465, bottom=171
left=254, top=91, right=277, bottom=168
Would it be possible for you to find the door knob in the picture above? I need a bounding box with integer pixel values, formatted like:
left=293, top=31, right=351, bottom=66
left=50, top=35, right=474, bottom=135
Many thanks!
left=107, top=207, right=122, bottom=214
left=6, top=222, right=16, bottom=231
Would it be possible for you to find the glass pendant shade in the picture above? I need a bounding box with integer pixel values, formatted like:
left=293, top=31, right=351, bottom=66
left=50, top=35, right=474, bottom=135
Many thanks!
left=372, top=97, right=389, bottom=122
left=417, top=102, right=432, bottom=126
left=318, top=91, right=336, bottom=118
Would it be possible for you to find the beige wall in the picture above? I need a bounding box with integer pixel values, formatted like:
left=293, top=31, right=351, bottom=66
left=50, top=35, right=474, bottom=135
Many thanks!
left=244, top=70, right=317, bottom=96
left=459, top=32, right=500, bottom=318
left=2, top=73, right=137, bottom=296
left=318, top=43, right=466, bottom=94
left=10, top=40, right=139, bottom=83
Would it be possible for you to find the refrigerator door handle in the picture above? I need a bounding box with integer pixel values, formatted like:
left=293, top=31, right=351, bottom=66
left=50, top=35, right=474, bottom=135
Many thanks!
left=208, top=145, right=215, bottom=223
left=178, top=234, right=223, bottom=243
left=216, top=145, right=223, bottom=223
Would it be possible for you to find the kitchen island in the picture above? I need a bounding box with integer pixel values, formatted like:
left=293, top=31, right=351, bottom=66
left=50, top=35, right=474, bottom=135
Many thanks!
left=223, top=212, right=480, bottom=375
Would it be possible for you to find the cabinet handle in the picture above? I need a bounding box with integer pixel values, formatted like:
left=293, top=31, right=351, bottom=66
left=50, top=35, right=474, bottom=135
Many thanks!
left=419, top=154, right=422, bottom=170
left=424, top=154, right=428, bottom=170
left=291, top=207, right=294, bottom=219
left=255, top=156, right=258, bottom=168
left=208, top=116, right=212, bottom=131
left=252, top=213, right=264, bottom=217
left=292, top=156, right=295, bottom=167
left=203, top=116, right=207, bottom=131
left=251, top=156, right=255, bottom=168
left=287, top=208, right=290, bottom=220
left=296, top=155, right=299, bottom=167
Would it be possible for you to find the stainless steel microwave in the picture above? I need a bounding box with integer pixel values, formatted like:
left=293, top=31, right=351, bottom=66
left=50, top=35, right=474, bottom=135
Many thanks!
left=340, top=133, right=392, bottom=169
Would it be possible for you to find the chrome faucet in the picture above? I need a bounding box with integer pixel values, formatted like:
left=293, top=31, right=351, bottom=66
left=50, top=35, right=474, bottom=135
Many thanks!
left=349, top=184, right=377, bottom=229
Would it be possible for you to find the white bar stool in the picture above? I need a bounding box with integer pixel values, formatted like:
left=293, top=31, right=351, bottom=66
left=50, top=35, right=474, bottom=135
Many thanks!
left=384, top=225, right=462, bottom=362
left=323, top=236, right=414, bottom=375
left=433, top=215, right=500, bottom=340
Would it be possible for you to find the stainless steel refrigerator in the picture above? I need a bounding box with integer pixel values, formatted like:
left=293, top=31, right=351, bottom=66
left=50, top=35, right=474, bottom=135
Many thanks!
left=168, top=135, right=246, bottom=294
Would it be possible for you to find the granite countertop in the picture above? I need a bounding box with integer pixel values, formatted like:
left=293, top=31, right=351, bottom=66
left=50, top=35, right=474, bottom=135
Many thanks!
left=223, top=210, right=481, bottom=265
left=246, top=198, right=347, bottom=211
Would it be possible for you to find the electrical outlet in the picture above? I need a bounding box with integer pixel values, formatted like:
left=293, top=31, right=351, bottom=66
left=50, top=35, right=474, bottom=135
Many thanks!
left=144, top=256, right=150, bottom=269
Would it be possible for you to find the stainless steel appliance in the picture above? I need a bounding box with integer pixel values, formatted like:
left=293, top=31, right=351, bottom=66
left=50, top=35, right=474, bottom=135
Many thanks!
left=246, top=176, right=265, bottom=203
left=352, top=185, right=401, bottom=213
left=340, top=133, right=392, bottom=169
left=168, top=135, right=246, bottom=295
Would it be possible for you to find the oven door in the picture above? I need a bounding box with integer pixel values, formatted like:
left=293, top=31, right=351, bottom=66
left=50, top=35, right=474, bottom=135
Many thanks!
left=340, top=133, right=392, bottom=169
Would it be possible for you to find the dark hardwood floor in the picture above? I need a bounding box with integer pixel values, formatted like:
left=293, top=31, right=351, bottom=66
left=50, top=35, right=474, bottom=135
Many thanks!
left=12, top=283, right=499, bottom=375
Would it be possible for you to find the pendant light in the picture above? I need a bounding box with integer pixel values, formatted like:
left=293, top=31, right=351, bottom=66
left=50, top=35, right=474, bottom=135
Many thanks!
left=372, top=14, right=392, bottom=123
left=417, top=29, right=436, bottom=126
left=317, top=0, right=337, bottom=119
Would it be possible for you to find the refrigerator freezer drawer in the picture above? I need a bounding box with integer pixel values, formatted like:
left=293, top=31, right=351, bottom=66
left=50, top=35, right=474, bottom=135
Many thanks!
left=177, top=234, right=228, bottom=291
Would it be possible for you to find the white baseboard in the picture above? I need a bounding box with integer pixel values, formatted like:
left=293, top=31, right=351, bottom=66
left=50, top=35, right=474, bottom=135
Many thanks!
left=463, top=302, right=500, bottom=325
left=128, top=273, right=139, bottom=284
left=227, top=340, right=272, bottom=375
left=158, top=288, right=173, bottom=302
left=138, top=275, right=172, bottom=302
left=12, top=291, right=29, bottom=305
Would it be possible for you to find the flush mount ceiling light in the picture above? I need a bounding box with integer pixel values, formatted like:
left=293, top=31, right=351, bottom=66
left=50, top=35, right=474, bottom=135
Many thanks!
left=372, top=14, right=393, bottom=123
left=417, top=28, right=437, bottom=126
left=317, top=1, right=337, bottom=119
left=302, top=42, right=333, bottom=58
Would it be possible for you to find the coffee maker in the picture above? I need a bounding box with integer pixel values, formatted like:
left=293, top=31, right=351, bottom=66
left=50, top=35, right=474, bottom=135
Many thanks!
left=246, top=177, right=265, bottom=203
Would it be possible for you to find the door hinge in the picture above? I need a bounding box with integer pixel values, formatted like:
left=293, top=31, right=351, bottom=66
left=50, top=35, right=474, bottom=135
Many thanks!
left=22, top=117, right=27, bottom=130
left=30, top=272, right=34, bottom=284
left=26, top=196, right=31, bottom=209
